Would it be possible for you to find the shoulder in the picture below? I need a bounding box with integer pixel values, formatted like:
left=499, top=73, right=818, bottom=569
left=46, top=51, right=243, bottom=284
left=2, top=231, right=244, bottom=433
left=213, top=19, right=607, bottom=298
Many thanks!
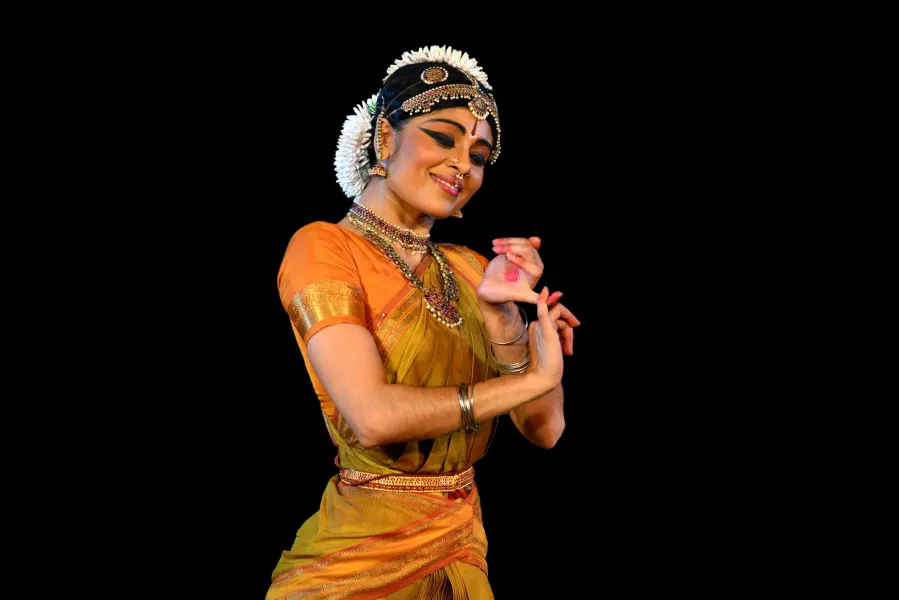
left=278, top=221, right=363, bottom=303
left=286, top=221, right=352, bottom=249
left=281, top=221, right=360, bottom=265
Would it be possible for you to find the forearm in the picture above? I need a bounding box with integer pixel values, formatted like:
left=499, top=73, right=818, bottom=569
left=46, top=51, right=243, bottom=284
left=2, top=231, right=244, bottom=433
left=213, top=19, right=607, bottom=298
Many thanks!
left=480, top=300, right=566, bottom=448
left=479, top=299, right=530, bottom=364
left=510, top=384, right=565, bottom=448
left=363, top=371, right=552, bottom=448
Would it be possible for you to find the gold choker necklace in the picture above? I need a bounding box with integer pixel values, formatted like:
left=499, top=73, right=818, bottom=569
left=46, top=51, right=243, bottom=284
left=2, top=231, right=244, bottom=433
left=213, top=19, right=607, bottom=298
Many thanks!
left=347, top=212, right=462, bottom=328
left=349, top=201, right=430, bottom=255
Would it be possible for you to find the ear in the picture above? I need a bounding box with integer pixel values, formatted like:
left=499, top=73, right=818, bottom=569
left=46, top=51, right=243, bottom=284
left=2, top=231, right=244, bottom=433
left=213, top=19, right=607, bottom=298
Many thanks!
left=379, top=118, right=395, bottom=162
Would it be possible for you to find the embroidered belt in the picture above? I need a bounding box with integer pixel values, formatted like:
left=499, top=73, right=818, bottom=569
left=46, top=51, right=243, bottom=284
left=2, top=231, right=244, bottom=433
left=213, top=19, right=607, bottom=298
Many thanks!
left=338, top=466, right=475, bottom=493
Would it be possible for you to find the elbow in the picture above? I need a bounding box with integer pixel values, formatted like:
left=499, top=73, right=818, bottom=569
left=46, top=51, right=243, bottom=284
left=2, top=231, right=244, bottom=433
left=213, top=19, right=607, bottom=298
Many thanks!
left=354, top=420, right=384, bottom=449
left=342, top=386, right=393, bottom=449
left=355, top=430, right=381, bottom=449
left=535, top=419, right=565, bottom=449
left=353, top=411, right=391, bottom=449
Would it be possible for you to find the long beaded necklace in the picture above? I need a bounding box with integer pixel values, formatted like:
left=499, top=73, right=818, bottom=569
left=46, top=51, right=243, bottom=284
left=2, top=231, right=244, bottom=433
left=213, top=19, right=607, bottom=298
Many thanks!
left=350, top=201, right=430, bottom=254
left=347, top=207, right=462, bottom=328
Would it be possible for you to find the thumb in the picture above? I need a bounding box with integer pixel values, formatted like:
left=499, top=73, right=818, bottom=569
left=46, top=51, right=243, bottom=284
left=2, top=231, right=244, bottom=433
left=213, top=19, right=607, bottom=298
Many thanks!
left=536, top=287, right=556, bottom=337
left=536, top=286, right=549, bottom=320
left=515, top=287, right=541, bottom=305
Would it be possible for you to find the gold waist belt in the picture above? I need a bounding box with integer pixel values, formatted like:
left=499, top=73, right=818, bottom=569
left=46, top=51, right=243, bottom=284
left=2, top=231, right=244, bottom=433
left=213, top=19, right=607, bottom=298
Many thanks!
left=338, top=466, right=475, bottom=493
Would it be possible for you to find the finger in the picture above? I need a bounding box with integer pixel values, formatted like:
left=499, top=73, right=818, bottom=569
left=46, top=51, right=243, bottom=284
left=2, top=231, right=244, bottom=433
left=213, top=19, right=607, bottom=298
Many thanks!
left=549, top=301, right=580, bottom=327
left=549, top=302, right=563, bottom=322
left=496, top=249, right=543, bottom=272
left=493, top=240, right=540, bottom=254
left=559, top=327, right=571, bottom=356
left=562, top=325, right=574, bottom=355
left=494, top=287, right=540, bottom=305
left=553, top=318, right=572, bottom=333
left=536, top=287, right=556, bottom=337
left=547, top=291, right=563, bottom=305
left=527, top=320, right=539, bottom=364
left=528, top=236, right=541, bottom=250
left=536, top=286, right=549, bottom=319
left=561, top=308, right=581, bottom=328
left=493, top=241, right=543, bottom=273
left=505, top=252, right=543, bottom=279
left=515, top=290, right=540, bottom=304
left=548, top=301, right=578, bottom=328
left=493, top=237, right=538, bottom=247
left=494, top=245, right=541, bottom=270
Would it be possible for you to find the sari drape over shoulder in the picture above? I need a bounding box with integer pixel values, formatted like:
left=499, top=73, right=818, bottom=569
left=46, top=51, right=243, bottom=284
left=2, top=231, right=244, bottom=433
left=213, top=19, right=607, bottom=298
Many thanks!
left=267, top=222, right=499, bottom=600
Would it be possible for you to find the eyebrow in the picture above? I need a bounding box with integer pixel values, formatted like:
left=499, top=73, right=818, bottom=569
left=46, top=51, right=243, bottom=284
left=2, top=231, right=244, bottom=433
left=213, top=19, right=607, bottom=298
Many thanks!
left=423, top=118, right=495, bottom=154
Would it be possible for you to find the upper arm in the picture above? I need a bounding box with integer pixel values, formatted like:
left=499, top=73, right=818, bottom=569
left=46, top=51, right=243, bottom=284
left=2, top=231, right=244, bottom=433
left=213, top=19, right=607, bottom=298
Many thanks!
left=278, top=223, right=386, bottom=445
left=279, top=224, right=369, bottom=342
left=306, top=323, right=387, bottom=446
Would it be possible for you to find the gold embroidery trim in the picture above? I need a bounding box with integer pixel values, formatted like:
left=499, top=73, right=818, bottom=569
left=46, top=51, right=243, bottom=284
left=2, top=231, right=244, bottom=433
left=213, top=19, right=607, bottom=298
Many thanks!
left=336, top=414, right=357, bottom=445
left=285, top=525, right=472, bottom=600
left=288, top=280, right=366, bottom=338
left=455, top=246, right=485, bottom=275
left=271, top=495, right=472, bottom=585
left=339, top=466, right=475, bottom=493
left=440, top=244, right=484, bottom=277
left=373, top=290, right=422, bottom=362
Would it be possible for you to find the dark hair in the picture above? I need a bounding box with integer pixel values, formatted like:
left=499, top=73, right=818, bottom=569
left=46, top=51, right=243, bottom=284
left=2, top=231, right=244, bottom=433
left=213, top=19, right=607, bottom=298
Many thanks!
left=365, top=62, right=499, bottom=166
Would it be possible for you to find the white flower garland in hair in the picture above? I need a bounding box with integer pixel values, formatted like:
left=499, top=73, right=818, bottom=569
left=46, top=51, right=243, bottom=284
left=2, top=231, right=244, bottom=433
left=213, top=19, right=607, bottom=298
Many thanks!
left=334, top=93, right=378, bottom=198
left=383, top=45, right=492, bottom=91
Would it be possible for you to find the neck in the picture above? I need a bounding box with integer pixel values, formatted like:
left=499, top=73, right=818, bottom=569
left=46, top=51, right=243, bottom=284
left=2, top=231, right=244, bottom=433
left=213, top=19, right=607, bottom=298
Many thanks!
left=356, top=180, right=435, bottom=236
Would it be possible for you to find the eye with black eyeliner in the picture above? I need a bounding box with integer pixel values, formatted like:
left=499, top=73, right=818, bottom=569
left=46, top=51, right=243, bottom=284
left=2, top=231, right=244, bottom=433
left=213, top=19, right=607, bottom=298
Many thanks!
left=421, top=128, right=454, bottom=148
left=421, top=127, right=488, bottom=167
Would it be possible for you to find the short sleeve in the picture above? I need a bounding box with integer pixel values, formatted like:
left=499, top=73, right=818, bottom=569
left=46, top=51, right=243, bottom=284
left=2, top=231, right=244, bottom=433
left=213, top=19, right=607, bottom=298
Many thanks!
left=278, top=222, right=368, bottom=344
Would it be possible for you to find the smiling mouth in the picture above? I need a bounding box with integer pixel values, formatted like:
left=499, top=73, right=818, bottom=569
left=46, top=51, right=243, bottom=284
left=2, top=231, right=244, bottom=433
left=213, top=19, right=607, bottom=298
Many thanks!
left=430, top=174, right=462, bottom=196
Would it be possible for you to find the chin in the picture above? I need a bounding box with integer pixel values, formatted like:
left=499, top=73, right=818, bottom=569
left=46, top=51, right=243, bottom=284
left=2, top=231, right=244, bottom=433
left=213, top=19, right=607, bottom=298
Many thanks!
left=425, top=197, right=462, bottom=220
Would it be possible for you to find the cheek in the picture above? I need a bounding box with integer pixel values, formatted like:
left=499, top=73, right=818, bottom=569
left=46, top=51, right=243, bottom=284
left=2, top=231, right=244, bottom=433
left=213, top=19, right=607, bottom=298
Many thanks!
left=408, top=150, right=444, bottom=183
left=391, top=150, right=436, bottom=187
left=406, top=137, right=444, bottom=165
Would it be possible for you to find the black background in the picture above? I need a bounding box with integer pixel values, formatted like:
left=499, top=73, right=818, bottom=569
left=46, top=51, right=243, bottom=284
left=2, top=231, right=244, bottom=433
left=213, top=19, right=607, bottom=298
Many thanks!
left=163, top=23, right=898, bottom=599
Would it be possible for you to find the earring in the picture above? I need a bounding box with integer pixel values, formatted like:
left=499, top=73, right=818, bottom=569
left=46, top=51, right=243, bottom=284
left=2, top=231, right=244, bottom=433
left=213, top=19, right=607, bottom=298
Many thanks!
left=374, top=111, right=385, bottom=163
left=451, top=209, right=463, bottom=218
left=369, top=111, right=388, bottom=178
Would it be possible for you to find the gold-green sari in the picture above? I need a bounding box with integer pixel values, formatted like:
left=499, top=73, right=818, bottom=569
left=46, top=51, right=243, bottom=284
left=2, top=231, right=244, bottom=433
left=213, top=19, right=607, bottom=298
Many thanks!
left=268, top=222, right=499, bottom=599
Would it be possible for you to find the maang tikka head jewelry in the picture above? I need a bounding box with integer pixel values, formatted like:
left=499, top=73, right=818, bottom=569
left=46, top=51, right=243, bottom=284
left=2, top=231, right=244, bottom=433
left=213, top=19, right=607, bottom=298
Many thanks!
left=335, top=46, right=502, bottom=199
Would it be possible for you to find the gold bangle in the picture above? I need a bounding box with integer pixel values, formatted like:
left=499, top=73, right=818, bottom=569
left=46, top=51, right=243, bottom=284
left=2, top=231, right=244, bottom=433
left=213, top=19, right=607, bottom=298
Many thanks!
left=482, top=305, right=528, bottom=345
left=457, top=383, right=470, bottom=431
left=463, top=383, right=480, bottom=432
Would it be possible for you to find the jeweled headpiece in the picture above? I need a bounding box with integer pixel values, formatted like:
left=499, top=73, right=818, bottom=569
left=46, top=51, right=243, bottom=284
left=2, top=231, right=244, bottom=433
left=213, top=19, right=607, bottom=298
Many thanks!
left=334, top=46, right=501, bottom=198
